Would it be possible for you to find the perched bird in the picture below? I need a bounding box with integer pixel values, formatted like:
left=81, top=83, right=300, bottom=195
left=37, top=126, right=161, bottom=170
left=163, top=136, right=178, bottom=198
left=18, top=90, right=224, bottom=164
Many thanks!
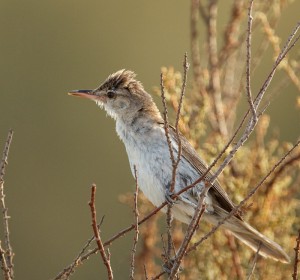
left=69, top=69, right=290, bottom=263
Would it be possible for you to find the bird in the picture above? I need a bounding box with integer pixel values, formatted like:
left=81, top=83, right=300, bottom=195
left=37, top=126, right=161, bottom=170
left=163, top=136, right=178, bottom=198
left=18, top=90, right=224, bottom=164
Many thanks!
left=68, top=69, right=290, bottom=263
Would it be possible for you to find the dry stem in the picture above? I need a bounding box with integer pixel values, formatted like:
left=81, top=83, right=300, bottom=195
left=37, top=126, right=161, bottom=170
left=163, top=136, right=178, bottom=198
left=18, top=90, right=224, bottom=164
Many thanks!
left=246, top=0, right=256, bottom=120
left=293, top=229, right=300, bottom=280
left=89, top=184, right=113, bottom=280
left=0, top=129, right=14, bottom=279
left=0, top=241, right=11, bottom=280
left=186, top=139, right=300, bottom=255
left=246, top=243, right=261, bottom=280
left=129, top=166, right=139, bottom=280
left=168, top=182, right=208, bottom=279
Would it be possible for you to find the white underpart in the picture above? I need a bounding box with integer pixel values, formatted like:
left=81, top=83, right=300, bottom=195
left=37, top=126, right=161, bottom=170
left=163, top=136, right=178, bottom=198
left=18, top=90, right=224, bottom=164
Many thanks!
left=115, top=116, right=212, bottom=224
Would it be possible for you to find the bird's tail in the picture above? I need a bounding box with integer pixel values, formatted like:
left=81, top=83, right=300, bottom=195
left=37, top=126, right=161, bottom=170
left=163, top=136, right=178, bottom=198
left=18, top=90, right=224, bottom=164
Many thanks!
left=206, top=206, right=290, bottom=263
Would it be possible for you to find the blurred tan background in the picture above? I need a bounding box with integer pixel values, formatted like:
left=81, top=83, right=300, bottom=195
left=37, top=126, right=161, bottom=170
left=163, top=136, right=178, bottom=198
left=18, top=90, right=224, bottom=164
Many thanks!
left=0, top=1, right=299, bottom=279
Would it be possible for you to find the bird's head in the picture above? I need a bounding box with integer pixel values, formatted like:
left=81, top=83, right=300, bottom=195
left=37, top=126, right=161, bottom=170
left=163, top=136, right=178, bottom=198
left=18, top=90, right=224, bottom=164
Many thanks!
left=69, top=69, right=160, bottom=121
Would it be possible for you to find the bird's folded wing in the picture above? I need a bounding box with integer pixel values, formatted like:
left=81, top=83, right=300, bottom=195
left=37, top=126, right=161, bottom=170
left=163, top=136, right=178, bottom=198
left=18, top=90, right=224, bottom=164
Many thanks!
left=167, top=125, right=243, bottom=220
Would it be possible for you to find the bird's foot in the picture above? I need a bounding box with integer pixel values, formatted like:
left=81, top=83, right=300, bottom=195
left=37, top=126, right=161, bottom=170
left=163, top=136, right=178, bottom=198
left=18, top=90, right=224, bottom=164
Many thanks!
left=162, top=257, right=183, bottom=275
left=165, top=189, right=177, bottom=206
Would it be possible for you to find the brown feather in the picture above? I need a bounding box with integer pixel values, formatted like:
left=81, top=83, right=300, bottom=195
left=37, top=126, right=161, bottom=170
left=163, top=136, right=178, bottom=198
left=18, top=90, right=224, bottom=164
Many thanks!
left=167, top=125, right=243, bottom=220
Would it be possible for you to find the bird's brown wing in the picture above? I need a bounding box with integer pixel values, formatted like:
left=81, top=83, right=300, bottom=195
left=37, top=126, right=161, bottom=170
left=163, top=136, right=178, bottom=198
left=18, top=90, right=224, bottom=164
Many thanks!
left=167, top=125, right=242, bottom=220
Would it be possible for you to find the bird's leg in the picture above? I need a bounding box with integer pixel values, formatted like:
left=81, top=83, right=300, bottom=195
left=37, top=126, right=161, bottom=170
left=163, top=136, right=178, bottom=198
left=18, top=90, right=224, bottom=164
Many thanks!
left=165, top=182, right=177, bottom=205
left=162, top=256, right=183, bottom=275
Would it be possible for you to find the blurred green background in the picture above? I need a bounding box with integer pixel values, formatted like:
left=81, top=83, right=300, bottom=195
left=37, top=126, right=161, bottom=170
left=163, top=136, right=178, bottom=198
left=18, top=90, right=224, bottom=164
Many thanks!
left=0, top=1, right=299, bottom=279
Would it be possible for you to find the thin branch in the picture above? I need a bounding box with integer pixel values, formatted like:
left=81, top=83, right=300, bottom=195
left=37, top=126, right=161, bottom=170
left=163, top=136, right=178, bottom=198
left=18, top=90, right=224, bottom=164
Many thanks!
left=161, top=54, right=189, bottom=264
left=186, top=139, right=300, bottom=255
left=53, top=219, right=105, bottom=280
left=130, top=166, right=139, bottom=280
left=89, top=184, right=113, bottom=280
left=207, top=0, right=228, bottom=137
left=246, top=243, right=261, bottom=280
left=0, top=241, right=11, bottom=280
left=168, top=182, right=209, bottom=279
left=246, top=0, right=256, bottom=119
left=143, top=264, right=149, bottom=280
left=57, top=237, right=95, bottom=279
left=0, top=129, right=14, bottom=279
left=263, top=150, right=300, bottom=196
left=161, top=72, right=175, bottom=261
left=219, top=0, right=245, bottom=63
left=191, top=0, right=203, bottom=91
left=171, top=52, right=189, bottom=193
left=292, top=229, right=300, bottom=280
left=161, top=74, right=175, bottom=166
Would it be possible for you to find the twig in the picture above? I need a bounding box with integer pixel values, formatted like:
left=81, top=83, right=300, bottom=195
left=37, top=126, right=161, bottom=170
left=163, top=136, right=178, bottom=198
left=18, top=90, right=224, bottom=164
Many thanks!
left=151, top=271, right=165, bottom=280
left=143, top=264, right=149, bottom=280
left=130, top=166, right=139, bottom=280
left=89, top=184, right=113, bottom=280
left=0, top=241, right=11, bottom=280
left=168, top=182, right=208, bottom=279
left=171, top=52, right=189, bottom=194
left=160, top=72, right=175, bottom=261
left=207, top=0, right=228, bottom=137
left=57, top=236, right=95, bottom=280
left=219, top=0, right=245, bottom=63
left=161, top=73, right=175, bottom=166
left=292, top=229, right=300, bottom=280
left=186, top=139, right=300, bottom=254
left=161, top=54, right=189, bottom=263
left=246, top=243, right=261, bottom=280
left=0, top=129, right=14, bottom=279
left=190, top=0, right=203, bottom=91
left=246, top=0, right=256, bottom=120
left=263, top=150, right=300, bottom=196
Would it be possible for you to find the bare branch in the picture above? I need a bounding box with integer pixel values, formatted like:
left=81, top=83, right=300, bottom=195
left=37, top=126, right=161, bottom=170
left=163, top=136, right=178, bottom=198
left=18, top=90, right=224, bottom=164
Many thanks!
left=219, top=0, right=245, bottom=63
left=292, top=229, right=300, bottom=280
left=161, top=54, right=189, bottom=264
left=161, top=74, right=175, bottom=166
left=253, top=21, right=300, bottom=111
left=89, top=184, right=113, bottom=280
left=186, top=139, right=300, bottom=254
left=129, top=166, right=139, bottom=280
left=246, top=0, right=256, bottom=119
left=263, top=150, right=300, bottom=196
left=168, top=182, right=209, bottom=279
left=246, top=243, right=261, bottom=280
left=143, top=264, right=149, bottom=280
left=160, top=72, right=175, bottom=261
left=190, top=0, right=203, bottom=90
left=207, top=0, right=228, bottom=137
left=0, top=241, right=11, bottom=280
left=0, top=129, right=14, bottom=279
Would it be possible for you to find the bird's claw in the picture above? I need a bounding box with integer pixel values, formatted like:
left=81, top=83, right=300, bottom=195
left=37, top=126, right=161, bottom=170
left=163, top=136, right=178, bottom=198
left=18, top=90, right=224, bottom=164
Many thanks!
left=165, top=189, right=177, bottom=205
left=162, top=258, right=183, bottom=275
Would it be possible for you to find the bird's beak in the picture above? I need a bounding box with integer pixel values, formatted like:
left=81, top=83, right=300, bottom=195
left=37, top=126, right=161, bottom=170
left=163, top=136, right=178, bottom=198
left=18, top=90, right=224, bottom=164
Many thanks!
left=68, top=89, right=98, bottom=101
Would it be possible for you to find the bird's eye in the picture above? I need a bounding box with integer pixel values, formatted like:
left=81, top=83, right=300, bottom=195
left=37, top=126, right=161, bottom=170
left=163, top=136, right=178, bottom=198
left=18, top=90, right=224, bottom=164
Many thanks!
left=107, top=90, right=116, bottom=99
